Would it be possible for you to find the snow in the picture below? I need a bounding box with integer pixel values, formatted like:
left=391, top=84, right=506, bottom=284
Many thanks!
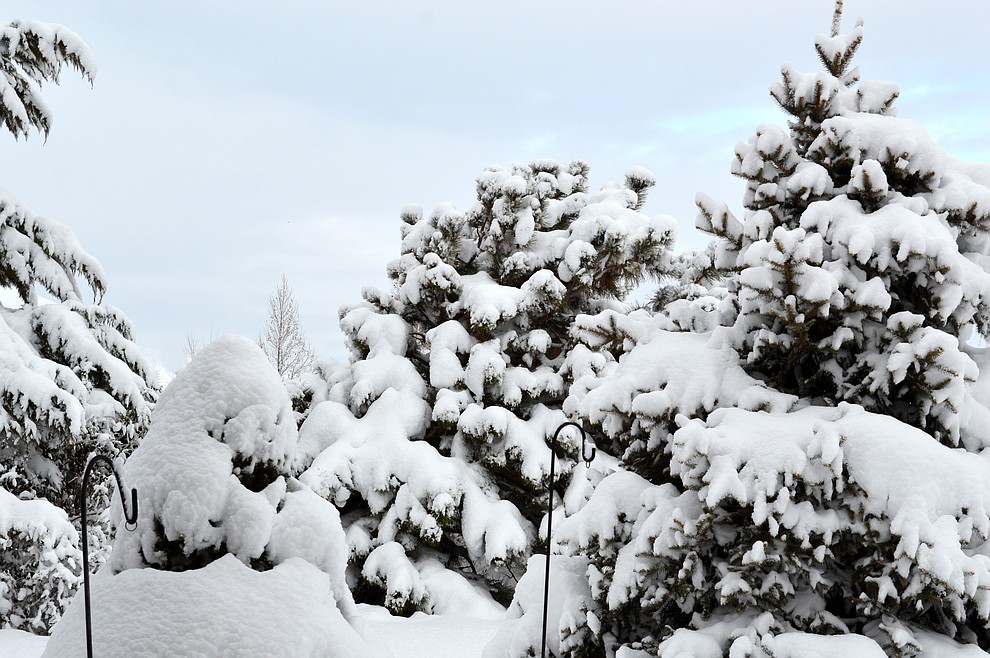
left=814, top=24, right=864, bottom=69
left=624, top=165, right=656, bottom=188
left=5, top=20, right=97, bottom=80
left=109, top=336, right=298, bottom=571
left=460, top=272, right=526, bottom=331
left=674, top=401, right=990, bottom=545
left=414, top=559, right=506, bottom=618
left=297, top=375, right=539, bottom=588
left=760, top=631, right=887, bottom=657
left=0, top=295, right=157, bottom=450
left=483, top=554, right=590, bottom=658
left=0, top=487, right=78, bottom=548
left=363, top=541, right=429, bottom=611
left=0, top=628, right=48, bottom=656
left=658, top=400, right=990, bottom=642
left=7, top=605, right=506, bottom=658
left=355, top=608, right=502, bottom=657
left=427, top=320, right=472, bottom=388
left=568, top=325, right=795, bottom=439
left=10, top=612, right=989, bottom=658
left=41, top=556, right=377, bottom=658
left=915, top=630, right=990, bottom=658
left=264, top=483, right=352, bottom=612
left=849, top=158, right=889, bottom=199
left=0, top=184, right=105, bottom=302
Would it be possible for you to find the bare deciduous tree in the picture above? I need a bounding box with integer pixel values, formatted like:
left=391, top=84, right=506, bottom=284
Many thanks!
left=259, top=275, right=314, bottom=379
left=183, top=330, right=217, bottom=362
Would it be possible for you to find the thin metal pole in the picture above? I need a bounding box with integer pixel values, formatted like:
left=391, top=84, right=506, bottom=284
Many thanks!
left=80, top=454, right=138, bottom=658
left=541, top=422, right=595, bottom=658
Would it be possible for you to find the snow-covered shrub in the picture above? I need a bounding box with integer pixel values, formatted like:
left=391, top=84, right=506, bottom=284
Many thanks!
left=42, top=337, right=371, bottom=654
left=483, top=553, right=592, bottom=658
left=297, top=159, right=676, bottom=612
left=107, top=335, right=353, bottom=615
left=488, top=10, right=990, bottom=657
left=0, top=489, right=82, bottom=633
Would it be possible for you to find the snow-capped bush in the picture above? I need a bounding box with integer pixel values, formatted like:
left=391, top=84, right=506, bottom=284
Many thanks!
left=0, top=489, right=81, bottom=633
left=107, top=335, right=353, bottom=615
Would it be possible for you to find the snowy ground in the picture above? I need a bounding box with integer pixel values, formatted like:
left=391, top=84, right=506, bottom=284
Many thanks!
left=0, top=628, right=49, bottom=656
left=0, top=611, right=504, bottom=657
left=354, top=607, right=504, bottom=657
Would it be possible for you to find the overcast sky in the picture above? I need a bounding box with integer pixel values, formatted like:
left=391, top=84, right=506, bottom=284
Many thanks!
left=1, top=1, right=988, bottom=373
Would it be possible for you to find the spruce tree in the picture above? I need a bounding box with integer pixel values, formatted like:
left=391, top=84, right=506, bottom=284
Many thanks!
left=486, top=7, right=990, bottom=656
left=694, top=7, right=989, bottom=445
left=296, top=160, right=675, bottom=612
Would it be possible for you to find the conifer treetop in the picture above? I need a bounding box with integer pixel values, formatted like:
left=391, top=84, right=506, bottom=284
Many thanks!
left=0, top=19, right=95, bottom=140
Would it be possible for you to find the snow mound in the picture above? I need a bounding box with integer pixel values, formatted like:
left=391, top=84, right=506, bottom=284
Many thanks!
left=42, top=555, right=381, bottom=657
left=483, top=554, right=590, bottom=658
left=0, top=628, right=48, bottom=656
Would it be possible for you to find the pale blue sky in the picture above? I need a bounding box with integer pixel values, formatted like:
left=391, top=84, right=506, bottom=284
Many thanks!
left=1, top=1, right=987, bottom=372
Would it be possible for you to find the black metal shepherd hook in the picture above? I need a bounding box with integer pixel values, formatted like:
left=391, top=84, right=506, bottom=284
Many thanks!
left=542, top=421, right=595, bottom=658
left=79, top=454, right=138, bottom=658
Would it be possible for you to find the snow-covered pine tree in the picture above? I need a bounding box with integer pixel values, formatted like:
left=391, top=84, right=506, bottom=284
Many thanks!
left=0, top=19, right=159, bottom=633
left=695, top=6, right=990, bottom=445
left=295, top=160, right=675, bottom=613
left=487, top=6, right=990, bottom=657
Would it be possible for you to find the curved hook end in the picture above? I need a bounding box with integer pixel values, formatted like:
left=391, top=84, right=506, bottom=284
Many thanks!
left=125, top=488, right=139, bottom=531
left=582, top=444, right=597, bottom=467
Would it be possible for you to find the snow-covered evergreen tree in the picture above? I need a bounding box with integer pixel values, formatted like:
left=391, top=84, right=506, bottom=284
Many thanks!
left=0, top=20, right=94, bottom=139
left=695, top=9, right=990, bottom=445
left=0, top=19, right=159, bottom=633
left=295, top=160, right=675, bottom=613
left=487, top=7, right=990, bottom=657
